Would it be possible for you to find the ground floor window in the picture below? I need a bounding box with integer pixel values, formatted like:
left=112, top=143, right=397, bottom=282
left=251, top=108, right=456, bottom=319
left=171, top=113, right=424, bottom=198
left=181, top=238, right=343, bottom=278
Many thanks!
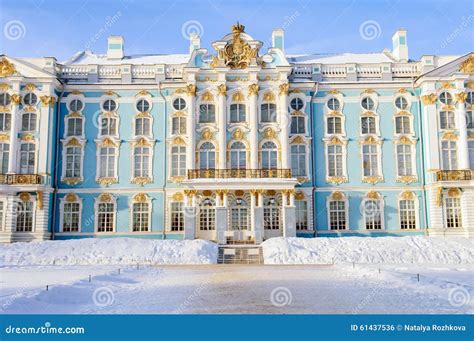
left=230, top=198, right=249, bottom=231
left=295, top=200, right=308, bottom=230
left=132, top=202, right=150, bottom=232
left=399, top=199, right=416, bottom=229
left=264, top=198, right=280, bottom=230
left=364, top=200, right=382, bottom=230
left=199, top=198, right=215, bottom=231
left=170, top=202, right=184, bottom=231
left=329, top=200, right=346, bottom=230
left=16, top=201, right=33, bottom=232
left=97, top=203, right=115, bottom=232
left=445, top=197, right=462, bottom=228
left=62, top=202, right=80, bottom=232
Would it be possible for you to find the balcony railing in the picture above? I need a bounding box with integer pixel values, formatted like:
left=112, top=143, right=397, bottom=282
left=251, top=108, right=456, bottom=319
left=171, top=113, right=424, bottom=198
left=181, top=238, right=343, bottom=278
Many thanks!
left=0, top=174, right=44, bottom=185
left=436, top=170, right=473, bottom=182
left=187, top=169, right=292, bottom=179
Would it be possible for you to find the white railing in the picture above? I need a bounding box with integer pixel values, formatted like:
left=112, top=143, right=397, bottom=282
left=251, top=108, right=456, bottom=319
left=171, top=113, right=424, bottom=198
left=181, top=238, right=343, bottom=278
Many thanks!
left=165, top=65, right=183, bottom=79
left=292, top=65, right=312, bottom=78
left=131, top=65, right=157, bottom=78
left=321, top=65, right=346, bottom=78
left=356, top=65, right=382, bottom=78
left=98, top=66, right=121, bottom=78
left=60, top=66, right=89, bottom=79
left=392, top=63, right=420, bottom=77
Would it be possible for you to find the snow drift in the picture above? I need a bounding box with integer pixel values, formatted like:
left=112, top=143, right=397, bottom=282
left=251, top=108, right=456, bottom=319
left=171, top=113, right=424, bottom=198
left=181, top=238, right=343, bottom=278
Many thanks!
left=0, top=238, right=218, bottom=265
left=262, top=236, right=474, bottom=265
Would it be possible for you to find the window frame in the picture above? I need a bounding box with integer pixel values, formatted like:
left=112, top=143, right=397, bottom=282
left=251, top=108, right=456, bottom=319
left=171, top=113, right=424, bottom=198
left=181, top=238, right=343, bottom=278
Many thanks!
left=326, top=195, right=348, bottom=230
left=59, top=196, right=83, bottom=233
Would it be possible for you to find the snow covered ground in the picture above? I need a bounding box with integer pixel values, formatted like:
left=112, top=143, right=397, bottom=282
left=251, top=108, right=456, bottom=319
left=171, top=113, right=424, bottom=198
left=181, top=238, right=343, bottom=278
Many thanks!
left=0, top=238, right=218, bottom=265
left=262, top=236, right=474, bottom=265
left=1, top=264, right=472, bottom=314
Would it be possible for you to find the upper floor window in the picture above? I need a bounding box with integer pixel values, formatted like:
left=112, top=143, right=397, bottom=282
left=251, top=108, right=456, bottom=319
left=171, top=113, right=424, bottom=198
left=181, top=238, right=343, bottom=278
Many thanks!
left=23, top=93, right=37, bottom=106
left=0, top=93, right=11, bottom=106
left=362, top=145, right=379, bottom=177
left=0, top=112, right=11, bottom=132
left=327, top=117, right=342, bottom=135
left=102, top=99, right=117, bottom=112
left=395, top=116, right=411, bottom=134
left=135, top=117, right=151, bottom=136
left=199, top=104, right=216, bottom=123
left=21, top=112, right=37, bottom=132
left=441, top=140, right=457, bottom=170
left=466, top=111, right=473, bottom=129
left=439, top=111, right=455, bottom=130
left=173, top=98, right=186, bottom=111
left=466, top=92, right=474, bottom=106
left=291, top=144, right=306, bottom=177
left=100, top=117, right=118, bottom=136
left=136, top=99, right=150, bottom=112
left=439, top=92, right=453, bottom=105
left=361, top=116, right=376, bottom=134
left=65, top=146, right=82, bottom=178
left=66, top=117, right=83, bottom=137
left=230, top=103, right=246, bottom=123
left=171, top=145, right=186, bottom=177
left=327, top=98, right=340, bottom=111
left=396, top=145, right=413, bottom=176
left=230, top=141, right=246, bottom=170
left=395, top=96, right=408, bottom=110
left=69, top=99, right=84, bottom=112
left=261, top=141, right=278, bottom=169
left=260, top=103, right=277, bottom=123
left=172, top=116, right=186, bottom=135
left=19, top=143, right=35, bottom=174
left=133, top=146, right=151, bottom=178
left=327, top=144, right=344, bottom=177
left=290, top=116, right=305, bottom=134
left=361, top=97, right=375, bottom=111
left=99, top=147, right=117, bottom=178
left=469, top=141, right=474, bottom=170
left=0, top=143, right=9, bottom=173
left=290, top=98, right=304, bottom=111
left=199, top=142, right=215, bottom=169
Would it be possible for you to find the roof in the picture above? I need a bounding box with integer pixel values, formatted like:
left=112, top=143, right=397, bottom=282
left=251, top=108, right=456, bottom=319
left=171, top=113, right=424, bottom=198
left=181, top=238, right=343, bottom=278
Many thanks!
left=63, top=50, right=190, bottom=65
left=286, top=52, right=396, bottom=64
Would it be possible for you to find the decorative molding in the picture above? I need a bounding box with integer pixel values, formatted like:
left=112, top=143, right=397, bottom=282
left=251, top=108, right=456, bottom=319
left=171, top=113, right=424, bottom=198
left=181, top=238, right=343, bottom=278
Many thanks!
left=279, top=83, right=290, bottom=96
left=366, top=191, right=381, bottom=200
left=36, top=191, right=43, bottom=210
left=65, top=137, right=82, bottom=147
left=201, top=128, right=214, bottom=140
left=360, top=135, right=380, bottom=145
left=327, top=176, right=348, bottom=185
left=217, top=84, right=226, bottom=96
left=10, top=94, right=21, bottom=105
left=65, top=193, right=78, bottom=202
left=0, top=84, right=10, bottom=90
left=263, top=92, right=275, bottom=102
left=441, top=131, right=458, bottom=141
left=132, top=137, right=152, bottom=147
left=290, top=135, right=305, bottom=144
left=133, top=193, right=148, bottom=202
left=362, top=176, right=384, bottom=184
left=395, top=135, right=416, bottom=145
left=447, top=187, right=461, bottom=198
left=331, top=191, right=344, bottom=200
left=62, top=177, right=82, bottom=185
left=172, top=136, right=186, bottom=145
left=131, top=177, right=152, bottom=185
left=459, top=54, right=474, bottom=74
left=170, top=176, right=185, bottom=183
left=397, top=175, right=417, bottom=184
left=400, top=191, right=415, bottom=200
left=0, top=58, right=16, bottom=78
left=455, top=92, right=468, bottom=103
left=248, top=83, right=259, bottom=96
left=263, top=127, right=277, bottom=139
left=0, top=133, right=9, bottom=141
left=294, top=191, right=305, bottom=200
left=440, top=81, right=454, bottom=89
left=136, top=90, right=151, bottom=97
left=98, top=193, right=113, bottom=202
left=172, top=192, right=184, bottom=201
left=40, top=95, right=56, bottom=106
left=97, top=137, right=119, bottom=148
left=421, top=93, right=437, bottom=105
left=19, top=192, right=31, bottom=202
left=232, top=128, right=245, bottom=140
left=201, top=91, right=214, bottom=102
left=328, top=89, right=339, bottom=94
left=96, top=177, right=118, bottom=186
left=232, top=92, right=244, bottom=102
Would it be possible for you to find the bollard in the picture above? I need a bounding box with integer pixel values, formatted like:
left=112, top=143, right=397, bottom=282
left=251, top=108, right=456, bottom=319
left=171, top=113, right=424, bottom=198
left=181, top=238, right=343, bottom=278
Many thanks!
left=378, top=268, right=380, bottom=274
left=352, top=262, right=355, bottom=269
left=46, top=285, right=49, bottom=291
left=118, top=268, right=121, bottom=275
left=89, top=275, right=91, bottom=283
left=417, top=274, right=420, bottom=282
left=137, top=263, right=139, bottom=270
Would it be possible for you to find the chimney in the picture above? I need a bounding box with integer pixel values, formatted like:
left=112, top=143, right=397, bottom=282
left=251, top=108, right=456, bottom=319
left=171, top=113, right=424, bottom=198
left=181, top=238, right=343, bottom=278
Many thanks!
left=189, top=32, right=201, bottom=54
left=272, top=28, right=284, bottom=51
left=392, top=29, right=408, bottom=62
left=107, top=36, right=124, bottom=59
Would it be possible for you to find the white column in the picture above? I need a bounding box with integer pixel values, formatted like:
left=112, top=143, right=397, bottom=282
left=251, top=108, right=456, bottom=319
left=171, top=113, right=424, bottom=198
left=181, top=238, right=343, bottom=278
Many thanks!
left=421, top=88, right=440, bottom=176
left=248, top=84, right=258, bottom=169
left=186, top=86, right=196, bottom=171
left=217, top=85, right=226, bottom=169
left=278, top=84, right=290, bottom=169
left=223, top=191, right=228, bottom=207
left=37, top=97, right=54, bottom=176
left=289, top=191, right=295, bottom=206
left=456, top=94, right=469, bottom=169
left=7, top=97, right=20, bottom=174
left=184, top=190, right=197, bottom=240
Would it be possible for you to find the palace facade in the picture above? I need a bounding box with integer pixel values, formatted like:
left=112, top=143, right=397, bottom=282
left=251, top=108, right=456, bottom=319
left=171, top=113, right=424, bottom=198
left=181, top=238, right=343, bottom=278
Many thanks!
left=0, top=24, right=473, bottom=243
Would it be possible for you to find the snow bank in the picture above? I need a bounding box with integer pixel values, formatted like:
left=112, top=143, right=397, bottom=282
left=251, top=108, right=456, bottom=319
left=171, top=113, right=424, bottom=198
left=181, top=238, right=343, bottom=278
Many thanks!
left=0, top=238, right=218, bottom=265
left=262, top=236, right=474, bottom=265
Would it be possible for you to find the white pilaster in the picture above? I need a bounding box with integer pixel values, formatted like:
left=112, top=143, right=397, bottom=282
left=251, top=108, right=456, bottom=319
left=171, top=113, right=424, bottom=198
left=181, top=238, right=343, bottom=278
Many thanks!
left=186, top=88, right=196, bottom=171
left=217, top=85, right=226, bottom=169
left=421, top=84, right=439, bottom=174
left=7, top=93, right=20, bottom=174
left=278, top=85, right=289, bottom=169
left=455, top=87, right=469, bottom=170
left=248, top=85, right=258, bottom=169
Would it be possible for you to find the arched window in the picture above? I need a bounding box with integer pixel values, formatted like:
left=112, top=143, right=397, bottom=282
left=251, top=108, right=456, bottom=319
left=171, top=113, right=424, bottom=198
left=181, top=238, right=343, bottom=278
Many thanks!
left=264, top=197, right=280, bottom=230
left=363, top=199, right=382, bottom=230
left=327, top=117, right=342, bottom=134
left=230, top=141, right=246, bottom=169
left=132, top=202, right=150, bottom=232
left=66, top=117, right=83, bottom=137
left=230, top=103, right=246, bottom=123
left=0, top=143, right=9, bottom=173
left=260, top=103, right=277, bottom=123
left=135, top=117, right=151, bottom=136
left=19, top=143, right=35, bottom=174
left=199, top=142, right=216, bottom=169
left=133, top=146, right=151, bottom=178
left=439, top=91, right=453, bottom=105
left=441, top=140, right=457, bottom=170
left=0, top=112, right=11, bottom=132
left=261, top=141, right=278, bottom=169
left=399, top=199, right=416, bottom=229
left=21, top=112, right=36, bottom=131
left=199, top=198, right=215, bottom=231
left=439, top=111, right=455, bottom=129
left=199, top=104, right=216, bottom=123
left=65, top=146, right=82, bottom=178
left=230, top=198, right=249, bottom=231
left=327, top=144, right=343, bottom=177
left=291, top=144, right=306, bottom=176
left=171, top=145, right=186, bottom=177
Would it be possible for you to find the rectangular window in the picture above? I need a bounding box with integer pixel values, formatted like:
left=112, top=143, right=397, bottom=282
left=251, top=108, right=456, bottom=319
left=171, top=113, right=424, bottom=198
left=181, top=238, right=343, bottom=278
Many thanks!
left=397, top=144, right=413, bottom=176
left=19, top=143, right=35, bottom=174
left=16, top=201, right=33, bottom=232
left=467, top=111, right=473, bottom=129
left=445, top=197, right=462, bottom=228
left=291, top=144, right=306, bottom=177
left=62, top=202, right=80, bottom=232
left=0, top=201, right=4, bottom=231
left=290, top=116, right=305, bottom=134
left=99, top=147, right=117, bottom=178
left=327, top=144, right=343, bottom=177
left=171, top=146, right=186, bottom=177
left=230, top=104, right=246, bottom=123
left=327, top=117, right=342, bottom=134
left=441, top=141, right=457, bottom=170
left=0, top=143, right=9, bottom=173
left=67, top=117, right=83, bottom=137
left=361, top=117, right=376, bottom=134
left=65, top=146, right=82, bottom=178
left=362, top=145, right=379, bottom=177
left=199, top=104, right=215, bottom=123
left=97, top=203, right=115, bottom=232
left=329, top=200, right=346, bottom=230
left=364, top=200, right=382, bottom=229
left=170, top=202, right=184, bottom=231
left=100, top=117, right=117, bottom=136
left=399, top=199, right=416, bottom=229
left=171, top=117, right=186, bottom=135
left=295, top=200, right=308, bottom=230
left=439, top=111, right=456, bottom=130
left=21, top=113, right=37, bottom=132
left=260, top=103, right=277, bottom=123
left=132, top=202, right=150, bottom=232
left=0, top=112, right=11, bottom=132
left=135, top=117, right=151, bottom=136
left=468, top=141, right=474, bottom=170
left=395, top=116, right=411, bottom=134
left=133, top=147, right=150, bottom=178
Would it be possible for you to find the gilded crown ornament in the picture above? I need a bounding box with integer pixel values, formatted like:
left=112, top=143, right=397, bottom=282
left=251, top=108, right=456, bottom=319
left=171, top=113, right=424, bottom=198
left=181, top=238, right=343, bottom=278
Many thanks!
left=0, top=58, right=16, bottom=78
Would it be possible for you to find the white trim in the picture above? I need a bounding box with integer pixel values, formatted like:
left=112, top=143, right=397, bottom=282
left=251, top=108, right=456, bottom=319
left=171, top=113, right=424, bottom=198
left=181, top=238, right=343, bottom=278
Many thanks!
left=326, top=193, right=348, bottom=230
left=60, top=137, right=85, bottom=183
left=59, top=195, right=83, bottom=233
left=94, top=195, right=117, bottom=233
left=361, top=195, right=385, bottom=230
left=397, top=193, right=419, bottom=230
left=129, top=195, right=152, bottom=232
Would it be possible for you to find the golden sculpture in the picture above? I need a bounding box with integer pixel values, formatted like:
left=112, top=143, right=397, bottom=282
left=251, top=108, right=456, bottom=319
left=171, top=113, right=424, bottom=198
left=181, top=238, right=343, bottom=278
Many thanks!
left=459, top=55, right=474, bottom=74
left=455, top=92, right=467, bottom=103
left=232, top=92, right=244, bottom=102
left=421, top=93, right=437, bottom=105
left=248, top=83, right=259, bottom=96
left=10, top=94, right=21, bottom=105
left=0, top=58, right=16, bottom=78
left=211, top=22, right=261, bottom=69
left=65, top=193, right=78, bottom=202
left=400, top=191, right=415, bottom=200
left=366, top=191, right=381, bottom=199
left=98, top=193, right=113, bottom=202
left=331, top=191, right=344, bottom=201
left=217, top=84, right=226, bottom=96
left=172, top=192, right=184, bottom=201
left=279, top=83, right=290, bottom=96
left=133, top=193, right=148, bottom=202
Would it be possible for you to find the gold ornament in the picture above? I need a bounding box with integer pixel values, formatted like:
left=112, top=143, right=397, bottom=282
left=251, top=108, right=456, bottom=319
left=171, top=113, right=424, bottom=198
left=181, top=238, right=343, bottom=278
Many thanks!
left=10, top=94, right=21, bottom=105
left=459, top=55, right=474, bottom=74
left=455, top=92, right=467, bottom=103
left=99, top=193, right=113, bottom=202
left=0, top=58, right=16, bottom=78
left=172, top=192, right=184, bottom=201
left=331, top=191, right=344, bottom=200
left=421, top=93, right=437, bottom=105
left=133, top=193, right=148, bottom=202
left=65, top=193, right=78, bottom=202
left=400, top=191, right=415, bottom=200
left=217, top=84, right=226, bottom=96
left=279, top=83, right=290, bottom=95
left=232, top=92, right=244, bottom=102
left=248, top=84, right=259, bottom=96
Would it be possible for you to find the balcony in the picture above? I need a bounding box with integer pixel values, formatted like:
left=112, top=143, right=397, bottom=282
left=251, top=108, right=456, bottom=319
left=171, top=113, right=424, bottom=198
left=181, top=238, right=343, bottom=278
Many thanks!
left=435, top=170, right=473, bottom=182
left=188, top=169, right=292, bottom=180
left=0, top=174, right=44, bottom=185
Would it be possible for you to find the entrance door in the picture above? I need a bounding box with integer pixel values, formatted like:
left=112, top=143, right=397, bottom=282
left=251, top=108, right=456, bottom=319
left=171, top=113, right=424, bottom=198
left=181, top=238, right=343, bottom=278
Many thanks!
left=230, top=198, right=249, bottom=242
left=197, top=198, right=216, bottom=240
left=264, top=197, right=282, bottom=239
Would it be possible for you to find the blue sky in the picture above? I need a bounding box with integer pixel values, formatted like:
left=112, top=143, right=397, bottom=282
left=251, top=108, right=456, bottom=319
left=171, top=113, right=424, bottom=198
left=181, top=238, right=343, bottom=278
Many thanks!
left=0, top=0, right=472, bottom=62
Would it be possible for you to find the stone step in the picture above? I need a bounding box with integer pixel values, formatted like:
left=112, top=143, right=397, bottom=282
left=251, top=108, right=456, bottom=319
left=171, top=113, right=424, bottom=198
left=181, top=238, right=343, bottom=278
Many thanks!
left=217, top=246, right=263, bottom=265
